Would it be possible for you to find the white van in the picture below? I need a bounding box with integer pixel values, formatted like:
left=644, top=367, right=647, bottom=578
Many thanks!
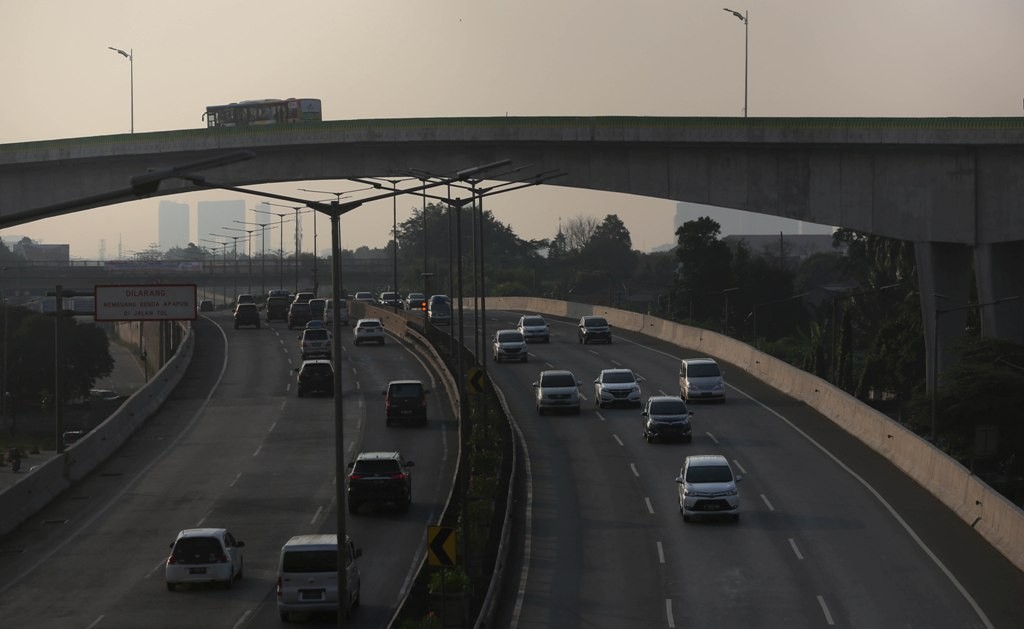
left=324, top=298, right=349, bottom=326
left=276, top=534, right=361, bottom=621
left=679, top=357, right=726, bottom=403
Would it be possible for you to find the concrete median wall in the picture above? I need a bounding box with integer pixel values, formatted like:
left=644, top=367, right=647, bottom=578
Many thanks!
left=0, top=322, right=193, bottom=537
left=487, top=297, right=1024, bottom=573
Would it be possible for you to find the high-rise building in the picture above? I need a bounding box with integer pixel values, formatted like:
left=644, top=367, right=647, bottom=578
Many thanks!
left=158, top=200, right=190, bottom=251
left=198, top=200, right=247, bottom=256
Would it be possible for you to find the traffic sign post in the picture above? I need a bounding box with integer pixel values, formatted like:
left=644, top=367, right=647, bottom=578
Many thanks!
left=466, top=367, right=484, bottom=395
left=427, top=525, right=457, bottom=567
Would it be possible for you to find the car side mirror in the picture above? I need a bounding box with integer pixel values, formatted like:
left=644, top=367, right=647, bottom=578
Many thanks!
left=169, top=542, right=174, bottom=548
left=689, top=411, right=695, bottom=416
left=636, top=376, right=645, bottom=382
left=236, top=541, right=246, bottom=548
left=346, top=461, right=354, bottom=468
left=354, top=548, right=363, bottom=559
left=675, top=476, right=684, bottom=484
left=406, top=461, right=415, bottom=467
left=735, top=475, right=744, bottom=482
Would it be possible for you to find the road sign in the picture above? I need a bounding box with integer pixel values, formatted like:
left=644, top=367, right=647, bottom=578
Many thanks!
left=95, top=284, right=198, bottom=321
left=467, top=367, right=484, bottom=394
left=427, top=526, right=457, bottom=567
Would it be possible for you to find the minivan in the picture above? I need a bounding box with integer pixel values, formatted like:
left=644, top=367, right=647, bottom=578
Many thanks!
left=276, top=534, right=361, bottom=621
left=324, top=298, right=349, bottom=326
left=676, top=454, right=741, bottom=522
left=679, top=358, right=726, bottom=403
left=427, top=295, right=451, bottom=325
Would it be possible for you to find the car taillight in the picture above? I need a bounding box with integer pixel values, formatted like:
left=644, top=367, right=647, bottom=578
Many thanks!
left=385, top=397, right=392, bottom=411
left=219, top=553, right=228, bottom=563
left=276, top=576, right=283, bottom=597
left=391, top=473, right=408, bottom=480
left=349, top=474, right=364, bottom=480
left=166, top=554, right=177, bottom=565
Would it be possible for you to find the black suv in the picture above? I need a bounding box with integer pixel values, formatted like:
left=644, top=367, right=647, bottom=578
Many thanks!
left=383, top=380, right=430, bottom=427
left=234, top=303, right=261, bottom=329
left=347, top=451, right=414, bottom=514
left=295, top=359, right=334, bottom=397
left=266, top=296, right=290, bottom=322
left=288, top=302, right=313, bottom=329
left=578, top=315, right=611, bottom=344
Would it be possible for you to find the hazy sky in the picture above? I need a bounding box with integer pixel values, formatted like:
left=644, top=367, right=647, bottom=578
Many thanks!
left=2, top=0, right=1021, bottom=259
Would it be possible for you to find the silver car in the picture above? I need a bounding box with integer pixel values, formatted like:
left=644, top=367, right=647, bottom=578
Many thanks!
left=493, top=329, right=528, bottom=363
left=676, top=455, right=741, bottom=522
left=533, top=369, right=582, bottom=415
left=517, top=314, right=550, bottom=343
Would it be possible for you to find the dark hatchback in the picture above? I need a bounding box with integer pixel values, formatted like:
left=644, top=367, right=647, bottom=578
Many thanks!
left=642, top=395, right=693, bottom=443
left=266, top=296, right=290, bottom=322
left=234, top=303, right=261, bottom=329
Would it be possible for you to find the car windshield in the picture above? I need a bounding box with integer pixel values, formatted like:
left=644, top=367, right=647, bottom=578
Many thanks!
left=390, top=383, right=423, bottom=398
left=497, top=332, right=523, bottom=343
left=585, top=317, right=608, bottom=327
left=352, top=460, right=401, bottom=475
left=687, top=465, right=733, bottom=483
left=688, top=363, right=721, bottom=377
left=282, top=549, right=336, bottom=573
left=359, top=321, right=381, bottom=329
left=303, top=364, right=332, bottom=376
left=523, top=317, right=545, bottom=326
left=542, top=373, right=577, bottom=387
left=291, top=304, right=311, bottom=313
left=602, top=371, right=634, bottom=383
left=650, top=400, right=688, bottom=415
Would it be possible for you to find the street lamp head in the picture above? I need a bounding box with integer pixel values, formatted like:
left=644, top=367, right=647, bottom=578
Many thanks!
left=108, top=46, right=131, bottom=59
left=723, top=8, right=746, bottom=21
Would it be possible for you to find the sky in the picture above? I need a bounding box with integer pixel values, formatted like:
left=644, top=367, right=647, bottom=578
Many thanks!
left=1, top=0, right=1022, bottom=260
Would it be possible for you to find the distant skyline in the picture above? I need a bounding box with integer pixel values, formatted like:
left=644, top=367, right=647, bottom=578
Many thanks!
left=2, top=1, right=1020, bottom=257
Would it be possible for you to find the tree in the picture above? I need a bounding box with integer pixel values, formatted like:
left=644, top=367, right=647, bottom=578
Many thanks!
left=562, top=215, right=598, bottom=252
left=577, top=214, right=637, bottom=303
left=5, top=309, right=114, bottom=414
left=672, top=217, right=734, bottom=323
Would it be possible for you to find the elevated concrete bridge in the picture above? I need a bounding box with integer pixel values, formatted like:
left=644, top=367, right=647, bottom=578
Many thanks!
left=2, top=116, right=1023, bottom=384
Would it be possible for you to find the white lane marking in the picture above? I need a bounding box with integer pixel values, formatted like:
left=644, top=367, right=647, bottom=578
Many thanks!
left=229, top=472, right=242, bottom=488
left=760, top=494, right=775, bottom=511
left=726, top=380, right=995, bottom=629
left=85, top=616, right=105, bottom=629
left=732, top=459, right=747, bottom=475
left=269, top=421, right=277, bottom=433
left=645, top=497, right=655, bottom=514
left=666, top=599, right=676, bottom=628
left=311, top=505, right=323, bottom=525
left=705, top=431, right=720, bottom=444
left=146, top=559, right=164, bottom=578
left=196, top=509, right=212, bottom=527
left=817, top=595, right=835, bottom=625
left=596, top=411, right=606, bottom=422
left=232, top=610, right=253, bottom=628
left=253, top=444, right=263, bottom=457
left=788, top=538, right=804, bottom=560
left=612, top=434, right=624, bottom=447
left=611, top=359, right=622, bottom=367
left=656, top=541, right=665, bottom=564
left=355, top=380, right=361, bottom=391
left=630, top=463, right=639, bottom=477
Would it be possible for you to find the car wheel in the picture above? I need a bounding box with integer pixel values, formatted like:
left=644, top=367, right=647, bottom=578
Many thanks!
left=280, top=612, right=290, bottom=622
left=237, top=560, right=244, bottom=580
left=233, top=323, right=239, bottom=329
left=573, top=406, right=581, bottom=415
left=732, top=514, right=740, bottom=522
left=400, top=500, right=410, bottom=513
left=348, top=501, right=359, bottom=515
left=537, top=406, right=544, bottom=416
left=386, top=417, right=393, bottom=427
left=166, top=582, right=176, bottom=592
left=683, top=513, right=691, bottom=523
left=522, top=356, right=528, bottom=363
left=256, top=321, right=261, bottom=329
left=544, top=337, right=550, bottom=344
left=297, top=389, right=304, bottom=398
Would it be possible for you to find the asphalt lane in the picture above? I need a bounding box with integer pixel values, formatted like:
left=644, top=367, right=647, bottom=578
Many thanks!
left=0, top=312, right=458, bottom=629
left=483, top=310, right=1024, bottom=629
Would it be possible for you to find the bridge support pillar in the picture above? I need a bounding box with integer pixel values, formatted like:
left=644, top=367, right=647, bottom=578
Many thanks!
left=916, top=242, right=972, bottom=393
left=974, top=241, right=1024, bottom=344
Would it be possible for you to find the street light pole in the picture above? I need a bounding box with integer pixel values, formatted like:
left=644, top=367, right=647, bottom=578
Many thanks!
left=722, top=8, right=748, bottom=117
left=107, top=46, right=134, bottom=133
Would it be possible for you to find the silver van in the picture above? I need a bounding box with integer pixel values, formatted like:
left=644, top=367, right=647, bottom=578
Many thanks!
left=324, top=298, right=349, bottom=326
left=276, top=534, right=361, bottom=621
left=679, top=357, right=726, bottom=403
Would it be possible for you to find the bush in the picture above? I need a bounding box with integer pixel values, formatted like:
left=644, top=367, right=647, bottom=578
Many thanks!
left=428, top=567, right=470, bottom=594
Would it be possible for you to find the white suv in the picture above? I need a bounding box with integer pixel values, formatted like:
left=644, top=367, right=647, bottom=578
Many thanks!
left=533, top=369, right=582, bottom=415
left=517, top=314, right=550, bottom=343
left=675, top=454, right=742, bottom=522
left=353, top=318, right=385, bottom=345
left=593, top=368, right=643, bottom=408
